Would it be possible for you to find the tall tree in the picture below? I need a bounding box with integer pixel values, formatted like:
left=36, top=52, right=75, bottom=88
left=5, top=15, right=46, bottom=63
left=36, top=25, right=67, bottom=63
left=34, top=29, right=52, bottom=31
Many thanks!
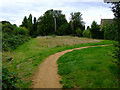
left=90, top=21, right=100, bottom=39
left=33, top=17, right=37, bottom=37
left=20, top=16, right=28, bottom=28
left=70, top=12, right=85, bottom=34
left=28, top=14, right=33, bottom=36
left=37, top=9, right=68, bottom=35
left=28, top=14, right=32, bottom=25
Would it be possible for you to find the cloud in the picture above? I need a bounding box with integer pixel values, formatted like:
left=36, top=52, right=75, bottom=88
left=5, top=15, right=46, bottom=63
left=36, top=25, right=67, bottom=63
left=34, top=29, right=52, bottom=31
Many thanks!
left=1, top=0, right=103, bottom=3
left=0, top=0, right=114, bottom=28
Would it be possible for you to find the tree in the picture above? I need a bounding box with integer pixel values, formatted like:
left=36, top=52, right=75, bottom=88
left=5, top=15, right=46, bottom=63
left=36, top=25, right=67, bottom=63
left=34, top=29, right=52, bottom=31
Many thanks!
left=32, top=17, right=37, bottom=37
left=108, top=2, right=120, bottom=88
left=27, top=14, right=33, bottom=36
left=70, top=12, right=85, bottom=35
left=37, top=9, right=68, bottom=36
left=20, top=14, right=36, bottom=37
left=109, top=2, right=120, bottom=68
left=90, top=21, right=100, bottom=39
left=103, top=23, right=118, bottom=40
left=20, top=16, right=28, bottom=28
left=87, top=26, right=90, bottom=30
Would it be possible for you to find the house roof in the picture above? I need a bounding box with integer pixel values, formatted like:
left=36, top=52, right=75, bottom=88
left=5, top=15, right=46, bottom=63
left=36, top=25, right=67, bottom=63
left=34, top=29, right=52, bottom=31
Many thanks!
left=100, top=19, right=114, bottom=26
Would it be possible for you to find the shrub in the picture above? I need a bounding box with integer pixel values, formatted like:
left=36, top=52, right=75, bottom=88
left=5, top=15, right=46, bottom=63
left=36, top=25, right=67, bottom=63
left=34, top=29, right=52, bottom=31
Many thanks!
left=2, top=21, right=30, bottom=51
left=76, top=28, right=82, bottom=37
left=83, top=29, right=91, bottom=38
left=13, top=27, right=29, bottom=36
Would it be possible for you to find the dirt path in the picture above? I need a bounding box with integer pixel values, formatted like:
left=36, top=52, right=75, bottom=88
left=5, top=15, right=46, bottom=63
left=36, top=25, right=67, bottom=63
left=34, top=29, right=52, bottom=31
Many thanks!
left=31, top=45, right=109, bottom=88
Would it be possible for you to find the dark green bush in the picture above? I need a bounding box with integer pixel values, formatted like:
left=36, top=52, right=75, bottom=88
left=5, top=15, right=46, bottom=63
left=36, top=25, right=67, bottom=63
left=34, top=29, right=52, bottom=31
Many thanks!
left=2, top=21, right=30, bottom=51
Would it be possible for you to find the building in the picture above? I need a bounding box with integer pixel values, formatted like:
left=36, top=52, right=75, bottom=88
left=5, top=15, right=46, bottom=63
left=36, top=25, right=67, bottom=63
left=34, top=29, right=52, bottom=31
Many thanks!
left=100, top=19, right=114, bottom=27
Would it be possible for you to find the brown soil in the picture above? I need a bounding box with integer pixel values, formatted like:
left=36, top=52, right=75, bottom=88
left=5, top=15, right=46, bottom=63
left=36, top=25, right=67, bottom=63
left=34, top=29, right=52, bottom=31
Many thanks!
left=31, top=45, right=109, bottom=88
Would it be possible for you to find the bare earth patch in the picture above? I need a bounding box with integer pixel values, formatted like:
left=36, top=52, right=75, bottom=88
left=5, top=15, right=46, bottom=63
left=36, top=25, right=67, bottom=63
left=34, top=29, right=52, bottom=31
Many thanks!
left=32, top=45, right=109, bottom=88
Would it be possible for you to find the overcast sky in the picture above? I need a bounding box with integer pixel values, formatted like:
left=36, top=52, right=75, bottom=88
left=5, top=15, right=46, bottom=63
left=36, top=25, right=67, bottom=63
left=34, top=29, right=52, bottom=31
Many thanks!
left=0, top=0, right=114, bottom=27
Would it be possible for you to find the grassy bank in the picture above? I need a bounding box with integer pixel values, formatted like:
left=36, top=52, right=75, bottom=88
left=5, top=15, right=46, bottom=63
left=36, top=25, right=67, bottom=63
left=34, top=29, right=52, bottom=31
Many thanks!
left=2, top=36, right=114, bottom=88
left=57, top=45, right=118, bottom=88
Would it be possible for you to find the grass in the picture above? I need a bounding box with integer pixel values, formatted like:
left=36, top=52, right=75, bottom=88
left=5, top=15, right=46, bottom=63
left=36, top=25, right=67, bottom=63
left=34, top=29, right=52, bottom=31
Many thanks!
left=57, top=45, right=119, bottom=88
left=2, top=36, right=115, bottom=88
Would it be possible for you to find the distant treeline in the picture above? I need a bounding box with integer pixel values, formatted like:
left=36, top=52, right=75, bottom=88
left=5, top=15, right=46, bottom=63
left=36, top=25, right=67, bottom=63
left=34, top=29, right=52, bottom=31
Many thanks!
left=2, top=9, right=118, bottom=51
left=20, top=9, right=117, bottom=40
left=20, top=9, right=85, bottom=37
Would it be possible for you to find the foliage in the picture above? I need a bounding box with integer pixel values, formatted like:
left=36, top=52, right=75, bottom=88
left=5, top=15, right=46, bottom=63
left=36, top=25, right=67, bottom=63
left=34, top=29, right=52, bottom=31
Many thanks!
left=76, top=28, right=82, bottom=37
left=37, top=9, right=68, bottom=36
left=70, top=12, right=85, bottom=35
left=103, top=23, right=118, bottom=40
left=2, top=21, right=30, bottom=51
left=20, top=16, right=28, bottom=28
left=20, top=14, right=37, bottom=37
left=83, top=29, right=91, bottom=38
left=56, top=23, right=72, bottom=35
left=109, top=2, right=120, bottom=68
left=57, top=46, right=118, bottom=88
left=2, top=66, right=22, bottom=89
left=90, top=21, right=103, bottom=39
left=20, top=10, right=86, bottom=37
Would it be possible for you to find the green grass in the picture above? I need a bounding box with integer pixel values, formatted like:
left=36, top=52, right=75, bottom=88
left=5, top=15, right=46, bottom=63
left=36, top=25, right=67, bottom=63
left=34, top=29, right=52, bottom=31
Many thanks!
left=2, top=36, right=115, bottom=88
left=57, top=45, right=119, bottom=88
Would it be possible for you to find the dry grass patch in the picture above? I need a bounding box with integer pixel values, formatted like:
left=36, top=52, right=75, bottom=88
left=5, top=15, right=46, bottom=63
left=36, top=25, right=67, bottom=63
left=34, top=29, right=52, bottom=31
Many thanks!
left=36, top=36, right=100, bottom=48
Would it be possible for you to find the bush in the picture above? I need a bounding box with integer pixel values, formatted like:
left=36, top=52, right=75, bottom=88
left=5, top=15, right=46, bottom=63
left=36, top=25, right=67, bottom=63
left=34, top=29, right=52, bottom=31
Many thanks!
left=13, top=27, right=29, bottom=36
left=2, top=34, right=30, bottom=51
left=2, top=21, right=30, bottom=51
left=76, top=28, right=82, bottom=37
left=83, top=29, right=91, bottom=38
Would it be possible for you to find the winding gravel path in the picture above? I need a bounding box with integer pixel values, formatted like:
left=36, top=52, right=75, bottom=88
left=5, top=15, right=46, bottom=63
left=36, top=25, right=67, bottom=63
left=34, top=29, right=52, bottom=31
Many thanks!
left=32, top=45, right=109, bottom=88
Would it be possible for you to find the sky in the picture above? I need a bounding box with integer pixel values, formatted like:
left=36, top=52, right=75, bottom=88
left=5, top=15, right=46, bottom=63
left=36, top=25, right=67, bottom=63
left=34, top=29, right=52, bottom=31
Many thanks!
left=0, top=0, right=114, bottom=28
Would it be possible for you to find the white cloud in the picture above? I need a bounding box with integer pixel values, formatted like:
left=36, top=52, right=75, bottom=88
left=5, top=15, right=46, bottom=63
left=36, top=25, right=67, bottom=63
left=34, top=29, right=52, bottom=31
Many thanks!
left=1, top=0, right=103, bottom=3
left=0, top=0, right=114, bottom=28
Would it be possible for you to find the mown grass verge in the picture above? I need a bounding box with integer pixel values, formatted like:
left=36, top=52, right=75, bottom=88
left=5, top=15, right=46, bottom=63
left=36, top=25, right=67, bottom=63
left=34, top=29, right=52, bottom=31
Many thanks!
left=57, top=45, right=119, bottom=88
left=2, top=37, right=115, bottom=88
